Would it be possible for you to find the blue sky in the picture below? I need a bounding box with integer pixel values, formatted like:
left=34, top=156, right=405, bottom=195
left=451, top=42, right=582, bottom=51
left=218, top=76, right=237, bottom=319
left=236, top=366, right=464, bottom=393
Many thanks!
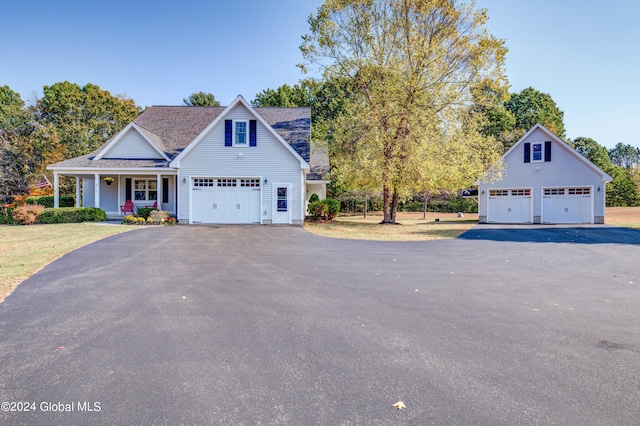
left=1, top=0, right=638, bottom=148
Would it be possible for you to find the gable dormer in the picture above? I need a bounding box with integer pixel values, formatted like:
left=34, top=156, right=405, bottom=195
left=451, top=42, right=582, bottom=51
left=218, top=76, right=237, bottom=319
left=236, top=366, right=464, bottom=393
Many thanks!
left=95, top=125, right=168, bottom=160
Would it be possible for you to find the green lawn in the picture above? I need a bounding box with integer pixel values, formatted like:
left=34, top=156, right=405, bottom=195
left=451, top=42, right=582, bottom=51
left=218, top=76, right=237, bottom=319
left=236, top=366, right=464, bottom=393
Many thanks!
left=0, top=223, right=139, bottom=302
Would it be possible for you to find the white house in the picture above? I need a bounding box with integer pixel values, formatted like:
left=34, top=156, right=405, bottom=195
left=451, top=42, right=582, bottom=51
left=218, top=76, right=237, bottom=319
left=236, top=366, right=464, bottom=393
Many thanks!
left=47, top=96, right=329, bottom=224
left=477, top=123, right=612, bottom=224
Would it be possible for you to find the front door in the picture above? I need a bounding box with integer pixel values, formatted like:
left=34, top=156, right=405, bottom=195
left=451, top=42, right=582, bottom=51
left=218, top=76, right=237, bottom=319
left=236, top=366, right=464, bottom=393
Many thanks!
left=272, top=184, right=291, bottom=224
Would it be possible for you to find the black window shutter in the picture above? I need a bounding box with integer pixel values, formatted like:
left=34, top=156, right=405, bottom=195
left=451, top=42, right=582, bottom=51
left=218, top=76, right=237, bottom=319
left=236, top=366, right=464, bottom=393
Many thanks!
left=524, top=143, right=531, bottom=163
left=225, top=120, right=232, bottom=146
left=544, top=141, right=552, bottom=162
left=125, top=178, right=132, bottom=200
left=162, top=177, right=169, bottom=203
left=249, top=120, right=257, bottom=147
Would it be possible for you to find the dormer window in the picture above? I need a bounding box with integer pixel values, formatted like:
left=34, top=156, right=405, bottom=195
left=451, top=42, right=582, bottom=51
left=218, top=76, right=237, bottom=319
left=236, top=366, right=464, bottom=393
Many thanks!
left=225, top=119, right=257, bottom=147
left=524, top=141, right=552, bottom=163
left=235, top=121, right=247, bottom=145
left=532, top=143, right=543, bottom=162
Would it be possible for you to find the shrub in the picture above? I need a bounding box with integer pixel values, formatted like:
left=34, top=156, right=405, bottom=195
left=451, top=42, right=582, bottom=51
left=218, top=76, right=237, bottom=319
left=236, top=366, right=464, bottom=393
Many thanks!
left=324, top=198, right=340, bottom=220
left=136, top=207, right=153, bottom=219
left=26, top=195, right=75, bottom=208
left=136, top=217, right=146, bottom=224
left=308, top=200, right=328, bottom=220
left=39, top=207, right=106, bottom=224
left=309, top=193, right=320, bottom=203
left=12, top=204, right=45, bottom=225
left=308, top=198, right=340, bottom=221
left=0, top=207, right=15, bottom=224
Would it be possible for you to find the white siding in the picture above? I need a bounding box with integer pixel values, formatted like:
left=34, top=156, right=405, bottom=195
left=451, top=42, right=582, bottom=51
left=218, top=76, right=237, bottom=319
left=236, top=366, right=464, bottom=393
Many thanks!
left=103, top=128, right=164, bottom=159
left=479, top=128, right=607, bottom=223
left=177, top=104, right=304, bottom=224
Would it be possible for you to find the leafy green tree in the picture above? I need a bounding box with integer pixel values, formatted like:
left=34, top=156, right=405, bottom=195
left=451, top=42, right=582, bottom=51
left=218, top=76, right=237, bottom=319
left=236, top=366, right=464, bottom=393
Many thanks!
left=505, top=87, right=566, bottom=141
left=0, top=86, right=36, bottom=204
left=571, top=136, right=638, bottom=206
left=253, top=77, right=355, bottom=136
left=183, top=92, right=221, bottom=106
left=572, top=137, right=611, bottom=169
left=609, top=142, right=640, bottom=170
left=300, top=0, right=507, bottom=223
left=38, top=82, right=141, bottom=159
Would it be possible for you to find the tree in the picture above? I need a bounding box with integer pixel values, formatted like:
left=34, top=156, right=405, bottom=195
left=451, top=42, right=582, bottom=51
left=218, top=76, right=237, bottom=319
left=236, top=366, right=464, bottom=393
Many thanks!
left=38, top=82, right=141, bottom=159
left=301, top=0, right=507, bottom=223
left=253, top=77, right=356, bottom=141
left=609, top=142, right=640, bottom=170
left=572, top=137, right=611, bottom=170
left=183, top=92, right=221, bottom=106
left=571, top=137, right=638, bottom=207
left=505, top=87, right=566, bottom=141
left=0, top=86, right=36, bottom=204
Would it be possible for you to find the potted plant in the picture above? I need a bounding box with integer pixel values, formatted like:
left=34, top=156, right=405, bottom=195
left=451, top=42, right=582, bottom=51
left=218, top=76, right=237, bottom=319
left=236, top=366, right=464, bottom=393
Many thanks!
left=104, top=177, right=114, bottom=185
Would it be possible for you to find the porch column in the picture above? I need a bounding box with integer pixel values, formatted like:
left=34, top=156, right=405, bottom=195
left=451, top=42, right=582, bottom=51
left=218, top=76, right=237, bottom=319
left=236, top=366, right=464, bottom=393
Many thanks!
left=75, top=177, right=81, bottom=207
left=94, top=173, right=101, bottom=208
left=156, top=173, right=162, bottom=210
left=53, top=172, right=60, bottom=208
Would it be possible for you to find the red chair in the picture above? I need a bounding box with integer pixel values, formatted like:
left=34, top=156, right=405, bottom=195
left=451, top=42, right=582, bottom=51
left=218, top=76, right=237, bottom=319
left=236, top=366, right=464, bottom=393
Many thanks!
left=120, top=200, right=134, bottom=215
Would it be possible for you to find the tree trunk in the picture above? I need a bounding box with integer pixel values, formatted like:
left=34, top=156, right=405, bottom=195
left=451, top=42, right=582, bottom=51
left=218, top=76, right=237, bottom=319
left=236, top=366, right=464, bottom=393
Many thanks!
left=390, top=189, right=399, bottom=223
left=422, top=193, right=429, bottom=220
left=381, top=184, right=393, bottom=224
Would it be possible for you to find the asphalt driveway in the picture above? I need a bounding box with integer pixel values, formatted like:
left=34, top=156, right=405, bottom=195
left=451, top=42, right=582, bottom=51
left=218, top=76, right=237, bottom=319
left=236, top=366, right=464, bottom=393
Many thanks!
left=1, top=225, right=640, bottom=425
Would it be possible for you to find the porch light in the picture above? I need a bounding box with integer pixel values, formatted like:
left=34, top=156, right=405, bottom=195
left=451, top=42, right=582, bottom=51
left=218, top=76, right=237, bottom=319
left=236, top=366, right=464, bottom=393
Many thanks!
left=264, top=178, right=268, bottom=184
left=182, top=177, right=187, bottom=184
left=598, top=186, right=601, bottom=192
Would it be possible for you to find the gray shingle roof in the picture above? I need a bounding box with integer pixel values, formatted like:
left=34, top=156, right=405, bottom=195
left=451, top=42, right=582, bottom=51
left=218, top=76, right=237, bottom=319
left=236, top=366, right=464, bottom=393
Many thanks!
left=49, top=105, right=329, bottom=180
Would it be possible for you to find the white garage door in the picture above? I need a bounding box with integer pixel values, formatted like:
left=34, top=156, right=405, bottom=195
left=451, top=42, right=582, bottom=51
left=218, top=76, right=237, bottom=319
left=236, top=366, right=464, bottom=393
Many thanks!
left=191, top=178, right=261, bottom=224
left=542, top=187, right=592, bottom=224
left=488, top=189, right=532, bottom=223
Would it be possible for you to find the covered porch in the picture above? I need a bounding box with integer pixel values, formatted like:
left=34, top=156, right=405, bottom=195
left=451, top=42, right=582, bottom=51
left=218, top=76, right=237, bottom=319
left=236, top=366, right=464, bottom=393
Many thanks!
left=52, top=170, right=179, bottom=217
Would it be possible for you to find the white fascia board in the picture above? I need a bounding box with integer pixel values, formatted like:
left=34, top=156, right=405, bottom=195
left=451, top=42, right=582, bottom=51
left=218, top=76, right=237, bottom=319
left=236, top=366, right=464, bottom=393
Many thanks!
left=93, top=123, right=170, bottom=161
left=170, top=95, right=310, bottom=170
left=47, top=166, right=177, bottom=174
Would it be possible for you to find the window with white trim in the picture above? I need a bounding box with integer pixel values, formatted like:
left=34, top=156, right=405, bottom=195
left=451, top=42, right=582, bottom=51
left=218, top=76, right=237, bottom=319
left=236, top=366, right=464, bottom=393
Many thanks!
left=134, top=179, right=157, bottom=201
left=235, top=121, right=247, bottom=145
left=532, top=143, right=543, bottom=162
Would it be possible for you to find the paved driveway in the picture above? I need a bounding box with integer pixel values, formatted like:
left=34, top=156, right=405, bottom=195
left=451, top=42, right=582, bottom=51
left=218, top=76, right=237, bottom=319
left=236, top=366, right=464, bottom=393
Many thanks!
left=1, top=225, right=640, bottom=425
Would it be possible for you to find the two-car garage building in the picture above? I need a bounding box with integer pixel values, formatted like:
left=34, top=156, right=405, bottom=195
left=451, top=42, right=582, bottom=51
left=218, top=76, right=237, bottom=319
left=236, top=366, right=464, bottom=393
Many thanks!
left=478, top=124, right=611, bottom=224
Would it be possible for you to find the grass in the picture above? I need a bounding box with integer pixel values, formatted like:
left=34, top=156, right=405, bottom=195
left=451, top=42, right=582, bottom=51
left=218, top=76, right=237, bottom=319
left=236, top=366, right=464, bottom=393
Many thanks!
left=304, top=212, right=479, bottom=241
left=0, top=223, right=139, bottom=302
left=606, top=207, right=640, bottom=229
left=304, top=207, right=640, bottom=240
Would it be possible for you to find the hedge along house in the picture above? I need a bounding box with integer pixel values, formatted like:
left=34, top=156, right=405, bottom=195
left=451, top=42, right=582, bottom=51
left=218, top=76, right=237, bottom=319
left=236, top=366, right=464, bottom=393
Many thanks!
left=476, top=123, right=612, bottom=224
left=47, top=95, right=329, bottom=224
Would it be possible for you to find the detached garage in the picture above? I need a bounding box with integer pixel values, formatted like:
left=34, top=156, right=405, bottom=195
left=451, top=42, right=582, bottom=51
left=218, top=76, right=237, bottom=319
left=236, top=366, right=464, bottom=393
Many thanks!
left=478, top=124, right=612, bottom=224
